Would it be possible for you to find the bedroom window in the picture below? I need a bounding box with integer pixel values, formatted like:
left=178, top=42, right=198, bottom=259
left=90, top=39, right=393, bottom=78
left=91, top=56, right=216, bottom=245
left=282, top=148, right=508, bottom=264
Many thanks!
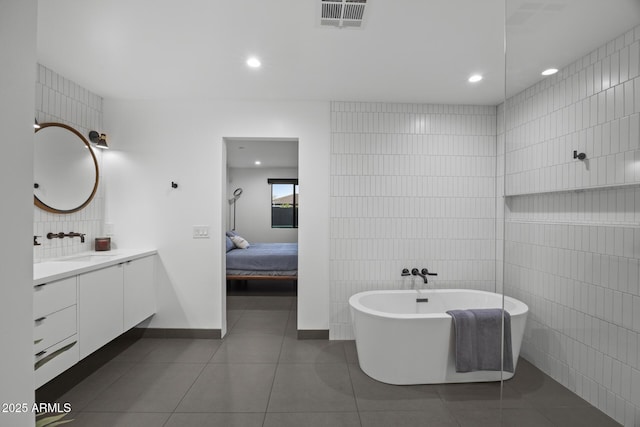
left=268, top=178, right=298, bottom=228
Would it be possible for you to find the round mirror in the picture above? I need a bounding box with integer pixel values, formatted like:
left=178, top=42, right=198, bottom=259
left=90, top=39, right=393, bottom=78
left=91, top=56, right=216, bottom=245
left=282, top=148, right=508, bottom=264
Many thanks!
left=34, top=123, right=99, bottom=214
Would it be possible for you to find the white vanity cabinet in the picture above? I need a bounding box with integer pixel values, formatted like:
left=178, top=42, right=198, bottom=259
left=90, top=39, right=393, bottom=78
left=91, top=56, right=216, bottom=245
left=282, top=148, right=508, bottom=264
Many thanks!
left=33, top=249, right=157, bottom=388
left=78, top=255, right=157, bottom=359
left=78, top=264, right=125, bottom=359
left=33, top=276, right=79, bottom=388
left=123, top=255, right=156, bottom=330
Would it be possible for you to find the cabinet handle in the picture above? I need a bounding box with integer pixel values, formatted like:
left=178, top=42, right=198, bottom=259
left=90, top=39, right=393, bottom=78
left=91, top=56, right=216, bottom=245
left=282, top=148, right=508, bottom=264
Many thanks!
left=35, top=350, right=47, bottom=357
left=34, top=283, right=46, bottom=289
left=35, top=341, right=77, bottom=370
left=35, top=317, right=46, bottom=323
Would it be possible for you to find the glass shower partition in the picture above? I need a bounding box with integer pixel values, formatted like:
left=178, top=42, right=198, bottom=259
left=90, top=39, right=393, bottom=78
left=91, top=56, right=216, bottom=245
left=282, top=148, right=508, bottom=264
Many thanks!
left=503, top=1, right=640, bottom=425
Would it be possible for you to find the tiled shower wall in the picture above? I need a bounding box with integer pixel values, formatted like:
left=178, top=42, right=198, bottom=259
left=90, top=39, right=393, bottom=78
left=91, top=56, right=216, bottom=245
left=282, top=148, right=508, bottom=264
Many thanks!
left=34, top=64, right=105, bottom=261
left=504, top=26, right=640, bottom=425
left=505, top=28, right=640, bottom=194
left=329, top=102, right=497, bottom=339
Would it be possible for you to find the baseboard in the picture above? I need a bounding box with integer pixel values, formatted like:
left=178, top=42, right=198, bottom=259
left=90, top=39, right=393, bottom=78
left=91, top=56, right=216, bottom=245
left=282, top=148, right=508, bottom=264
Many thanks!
left=131, top=328, right=222, bottom=339
left=297, top=329, right=329, bottom=340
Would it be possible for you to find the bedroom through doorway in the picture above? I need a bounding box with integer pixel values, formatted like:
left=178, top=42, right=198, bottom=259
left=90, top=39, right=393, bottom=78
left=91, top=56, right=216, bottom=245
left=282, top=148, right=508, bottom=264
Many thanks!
left=223, top=138, right=299, bottom=334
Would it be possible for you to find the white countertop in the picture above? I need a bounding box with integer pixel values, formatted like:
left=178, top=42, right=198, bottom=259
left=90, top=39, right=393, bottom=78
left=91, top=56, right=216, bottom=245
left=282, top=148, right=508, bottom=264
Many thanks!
left=34, top=248, right=157, bottom=285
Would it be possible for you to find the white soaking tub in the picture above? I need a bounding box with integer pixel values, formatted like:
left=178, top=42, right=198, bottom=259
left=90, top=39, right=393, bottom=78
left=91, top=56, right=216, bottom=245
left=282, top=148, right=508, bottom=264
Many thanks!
left=349, top=289, right=528, bottom=385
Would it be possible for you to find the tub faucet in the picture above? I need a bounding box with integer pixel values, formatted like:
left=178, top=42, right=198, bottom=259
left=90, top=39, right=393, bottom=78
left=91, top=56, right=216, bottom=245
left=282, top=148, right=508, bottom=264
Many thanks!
left=411, top=268, right=437, bottom=284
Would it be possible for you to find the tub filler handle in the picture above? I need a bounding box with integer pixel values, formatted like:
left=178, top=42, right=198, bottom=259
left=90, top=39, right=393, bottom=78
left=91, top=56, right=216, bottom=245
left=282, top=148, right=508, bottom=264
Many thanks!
left=411, top=268, right=438, bottom=284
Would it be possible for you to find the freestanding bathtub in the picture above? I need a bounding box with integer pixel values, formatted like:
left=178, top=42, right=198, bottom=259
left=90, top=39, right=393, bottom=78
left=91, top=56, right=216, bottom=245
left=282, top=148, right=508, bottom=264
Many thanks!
left=349, top=289, right=528, bottom=385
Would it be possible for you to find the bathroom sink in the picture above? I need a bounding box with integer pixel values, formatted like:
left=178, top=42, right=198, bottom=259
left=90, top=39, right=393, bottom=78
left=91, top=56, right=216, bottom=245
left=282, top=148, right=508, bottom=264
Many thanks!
left=34, top=261, right=89, bottom=278
left=55, top=253, right=118, bottom=263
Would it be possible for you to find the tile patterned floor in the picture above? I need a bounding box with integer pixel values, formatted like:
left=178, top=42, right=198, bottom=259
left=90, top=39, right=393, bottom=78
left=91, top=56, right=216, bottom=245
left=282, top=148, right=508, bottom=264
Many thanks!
left=37, top=294, right=621, bottom=427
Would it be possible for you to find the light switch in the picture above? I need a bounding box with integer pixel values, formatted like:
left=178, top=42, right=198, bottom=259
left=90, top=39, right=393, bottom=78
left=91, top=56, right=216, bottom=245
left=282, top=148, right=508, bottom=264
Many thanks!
left=192, top=225, right=210, bottom=239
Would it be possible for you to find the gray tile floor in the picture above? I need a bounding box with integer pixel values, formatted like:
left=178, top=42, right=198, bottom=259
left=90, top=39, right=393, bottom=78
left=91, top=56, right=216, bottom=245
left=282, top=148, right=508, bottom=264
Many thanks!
left=40, top=294, right=620, bottom=427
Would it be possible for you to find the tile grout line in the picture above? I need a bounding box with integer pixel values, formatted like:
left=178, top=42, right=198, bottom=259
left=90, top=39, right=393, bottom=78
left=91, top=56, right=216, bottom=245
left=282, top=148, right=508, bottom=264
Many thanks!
left=161, top=341, right=219, bottom=423
left=260, top=308, right=289, bottom=427
left=67, top=360, right=137, bottom=416
left=343, top=347, right=364, bottom=427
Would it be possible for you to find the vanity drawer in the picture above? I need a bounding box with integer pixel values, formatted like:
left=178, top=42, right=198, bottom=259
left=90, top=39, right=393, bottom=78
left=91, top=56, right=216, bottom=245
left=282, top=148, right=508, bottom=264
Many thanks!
left=34, top=334, right=79, bottom=389
left=34, top=305, right=77, bottom=354
left=34, top=276, right=77, bottom=319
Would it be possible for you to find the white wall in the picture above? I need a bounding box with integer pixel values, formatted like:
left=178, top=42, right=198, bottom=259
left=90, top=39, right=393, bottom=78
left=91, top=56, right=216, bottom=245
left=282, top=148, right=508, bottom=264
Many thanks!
left=34, top=64, right=105, bottom=261
left=0, top=0, right=36, bottom=424
left=227, top=166, right=298, bottom=243
left=103, top=99, right=329, bottom=334
left=504, top=26, right=640, bottom=426
left=329, top=101, right=498, bottom=339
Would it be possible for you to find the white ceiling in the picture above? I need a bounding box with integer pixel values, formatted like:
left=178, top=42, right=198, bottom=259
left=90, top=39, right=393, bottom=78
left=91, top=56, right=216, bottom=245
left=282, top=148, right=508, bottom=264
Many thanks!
left=506, top=0, right=640, bottom=96
left=226, top=138, right=298, bottom=169
left=37, top=0, right=640, bottom=105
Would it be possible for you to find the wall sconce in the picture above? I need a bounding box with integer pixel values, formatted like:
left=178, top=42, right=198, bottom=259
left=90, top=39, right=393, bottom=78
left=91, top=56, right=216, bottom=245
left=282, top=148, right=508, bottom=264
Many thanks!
left=573, top=150, right=586, bottom=160
left=89, top=130, right=109, bottom=149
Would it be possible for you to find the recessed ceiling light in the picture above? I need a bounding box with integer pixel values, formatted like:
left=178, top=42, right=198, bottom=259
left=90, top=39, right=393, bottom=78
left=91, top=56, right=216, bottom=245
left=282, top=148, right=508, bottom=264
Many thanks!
left=246, top=57, right=261, bottom=68
left=541, top=68, right=558, bottom=76
left=254, top=160, right=261, bottom=165
left=468, top=74, right=483, bottom=83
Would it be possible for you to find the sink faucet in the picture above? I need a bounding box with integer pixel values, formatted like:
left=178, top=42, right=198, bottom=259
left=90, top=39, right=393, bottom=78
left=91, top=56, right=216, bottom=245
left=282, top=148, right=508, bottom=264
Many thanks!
left=411, top=268, right=437, bottom=284
left=69, top=232, right=85, bottom=243
left=47, top=232, right=86, bottom=243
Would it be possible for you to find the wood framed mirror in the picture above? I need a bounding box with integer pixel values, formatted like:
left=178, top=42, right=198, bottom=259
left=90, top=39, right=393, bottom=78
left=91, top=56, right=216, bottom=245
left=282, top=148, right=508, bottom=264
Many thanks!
left=34, top=122, right=99, bottom=214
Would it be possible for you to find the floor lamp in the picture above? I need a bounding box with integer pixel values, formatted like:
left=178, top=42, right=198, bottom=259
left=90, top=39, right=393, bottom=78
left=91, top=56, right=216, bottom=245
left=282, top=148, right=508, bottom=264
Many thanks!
left=229, top=188, right=243, bottom=230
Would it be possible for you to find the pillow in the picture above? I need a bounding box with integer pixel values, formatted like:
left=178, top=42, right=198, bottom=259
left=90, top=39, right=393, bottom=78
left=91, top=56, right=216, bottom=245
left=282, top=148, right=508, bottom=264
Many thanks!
left=225, top=230, right=238, bottom=238
left=230, top=234, right=250, bottom=249
left=225, top=236, right=235, bottom=252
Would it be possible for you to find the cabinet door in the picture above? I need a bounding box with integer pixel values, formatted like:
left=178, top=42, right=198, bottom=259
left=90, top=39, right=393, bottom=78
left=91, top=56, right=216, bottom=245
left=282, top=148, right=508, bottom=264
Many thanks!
left=123, top=255, right=156, bottom=330
left=78, top=264, right=124, bottom=359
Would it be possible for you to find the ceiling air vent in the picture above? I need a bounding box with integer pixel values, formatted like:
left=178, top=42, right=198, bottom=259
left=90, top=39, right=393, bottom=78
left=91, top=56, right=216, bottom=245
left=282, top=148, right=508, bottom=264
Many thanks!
left=321, top=0, right=368, bottom=29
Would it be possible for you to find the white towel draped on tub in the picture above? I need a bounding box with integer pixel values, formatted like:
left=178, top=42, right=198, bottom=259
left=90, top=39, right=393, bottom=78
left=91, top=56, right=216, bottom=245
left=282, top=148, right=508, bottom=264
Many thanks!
left=446, top=309, right=514, bottom=373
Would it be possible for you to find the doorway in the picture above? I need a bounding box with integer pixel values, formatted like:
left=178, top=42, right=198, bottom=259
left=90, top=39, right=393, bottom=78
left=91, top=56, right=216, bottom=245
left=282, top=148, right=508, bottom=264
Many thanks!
left=223, top=137, right=299, bottom=335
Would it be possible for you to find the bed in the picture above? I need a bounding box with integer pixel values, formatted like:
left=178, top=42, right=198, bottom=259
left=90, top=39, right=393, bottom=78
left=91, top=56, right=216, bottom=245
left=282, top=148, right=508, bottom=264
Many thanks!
left=226, top=239, right=298, bottom=281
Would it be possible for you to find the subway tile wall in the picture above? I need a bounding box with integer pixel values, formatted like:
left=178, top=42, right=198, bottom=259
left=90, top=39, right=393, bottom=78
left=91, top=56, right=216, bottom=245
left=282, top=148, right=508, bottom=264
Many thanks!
left=33, top=64, right=105, bottom=261
left=505, top=27, right=640, bottom=195
left=329, top=102, right=498, bottom=339
left=504, top=26, right=640, bottom=426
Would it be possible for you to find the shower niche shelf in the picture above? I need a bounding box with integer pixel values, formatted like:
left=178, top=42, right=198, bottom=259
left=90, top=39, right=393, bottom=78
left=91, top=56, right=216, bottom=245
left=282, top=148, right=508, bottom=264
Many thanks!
left=504, top=181, right=640, bottom=198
